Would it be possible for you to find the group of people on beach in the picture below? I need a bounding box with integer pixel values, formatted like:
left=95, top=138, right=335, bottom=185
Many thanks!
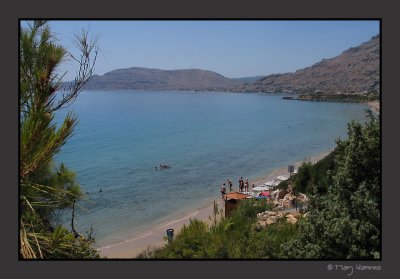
left=219, top=178, right=232, bottom=198
left=220, top=176, right=256, bottom=199
left=238, top=177, right=250, bottom=193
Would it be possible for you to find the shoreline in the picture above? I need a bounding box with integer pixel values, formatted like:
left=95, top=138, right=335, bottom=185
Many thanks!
left=98, top=199, right=225, bottom=258
left=98, top=150, right=331, bottom=258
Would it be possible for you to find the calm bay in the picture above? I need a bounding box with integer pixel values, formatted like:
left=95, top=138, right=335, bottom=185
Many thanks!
left=54, top=90, right=368, bottom=248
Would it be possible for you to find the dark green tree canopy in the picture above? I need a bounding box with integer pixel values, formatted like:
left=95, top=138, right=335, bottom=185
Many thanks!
left=282, top=111, right=380, bottom=259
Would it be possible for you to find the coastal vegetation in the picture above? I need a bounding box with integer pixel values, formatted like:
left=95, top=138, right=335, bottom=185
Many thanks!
left=138, top=199, right=299, bottom=259
left=296, top=91, right=379, bottom=103
left=283, top=111, right=380, bottom=259
left=139, top=111, right=380, bottom=259
left=19, top=20, right=99, bottom=259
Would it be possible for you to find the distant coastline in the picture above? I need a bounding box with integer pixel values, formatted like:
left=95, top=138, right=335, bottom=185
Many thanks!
left=282, top=91, right=379, bottom=103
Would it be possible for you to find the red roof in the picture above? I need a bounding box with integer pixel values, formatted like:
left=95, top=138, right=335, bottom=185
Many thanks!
left=224, top=192, right=251, bottom=200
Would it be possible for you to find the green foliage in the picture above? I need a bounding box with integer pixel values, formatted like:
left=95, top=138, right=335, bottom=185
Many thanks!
left=19, top=21, right=99, bottom=259
left=157, top=220, right=211, bottom=259
left=46, top=225, right=99, bottom=259
left=146, top=199, right=298, bottom=259
left=258, top=218, right=299, bottom=259
left=282, top=111, right=380, bottom=259
left=293, top=163, right=314, bottom=193
left=279, top=149, right=339, bottom=194
left=21, top=162, right=84, bottom=231
left=294, top=150, right=338, bottom=194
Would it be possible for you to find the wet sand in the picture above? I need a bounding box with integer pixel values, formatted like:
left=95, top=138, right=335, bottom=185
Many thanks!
left=99, top=150, right=330, bottom=258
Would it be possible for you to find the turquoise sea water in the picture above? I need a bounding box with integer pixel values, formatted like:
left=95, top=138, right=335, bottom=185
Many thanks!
left=54, top=90, right=368, bottom=247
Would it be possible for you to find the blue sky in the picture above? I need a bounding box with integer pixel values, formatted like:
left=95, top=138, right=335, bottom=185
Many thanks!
left=31, top=20, right=379, bottom=81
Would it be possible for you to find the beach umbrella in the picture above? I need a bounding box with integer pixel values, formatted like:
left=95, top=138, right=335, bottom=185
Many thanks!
left=277, top=175, right=289, bottom=181
left=264, top=181, right=275, bottom=186
left=259, top=191, right=271, bottom=197
left=252, top=186, right=268, bottom=191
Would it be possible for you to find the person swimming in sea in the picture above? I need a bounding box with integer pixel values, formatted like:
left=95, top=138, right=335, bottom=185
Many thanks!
left=159, top=164, right=170, bottom=169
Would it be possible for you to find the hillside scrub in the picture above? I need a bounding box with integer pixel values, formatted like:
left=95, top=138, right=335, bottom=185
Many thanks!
left=282, top=110, right=380, bottom=259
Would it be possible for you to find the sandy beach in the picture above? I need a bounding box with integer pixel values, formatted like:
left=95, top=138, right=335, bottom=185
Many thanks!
left=99, top=150, right=330, bottom=258
left=98, top=199, right=225, bottom=258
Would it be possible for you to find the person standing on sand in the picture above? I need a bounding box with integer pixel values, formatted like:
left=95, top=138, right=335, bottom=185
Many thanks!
left=244, top=178, right=249, bottom=192
left=227, top=178, right=233, bottom=192
left=239, top=177, right=244, bottom=192
left=221, top=183, right=227, bottom=200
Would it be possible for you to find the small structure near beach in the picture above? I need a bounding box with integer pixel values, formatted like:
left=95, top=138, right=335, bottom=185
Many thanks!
left=224, top=192, right=251, bottom=218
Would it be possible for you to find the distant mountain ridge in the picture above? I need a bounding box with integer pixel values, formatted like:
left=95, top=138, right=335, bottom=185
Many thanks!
left=84, top=67, right=240, bottom=91
left=81, top=35, right=379, bottom=95
left=233, top=35, right=380, bottom=94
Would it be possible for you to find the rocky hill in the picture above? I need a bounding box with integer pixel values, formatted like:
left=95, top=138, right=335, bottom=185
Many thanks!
left=232, top=76, right=265, bottom=84
left=233, top=35, right=380, bottom=95
left=84, top=67, right=240, bottom=91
